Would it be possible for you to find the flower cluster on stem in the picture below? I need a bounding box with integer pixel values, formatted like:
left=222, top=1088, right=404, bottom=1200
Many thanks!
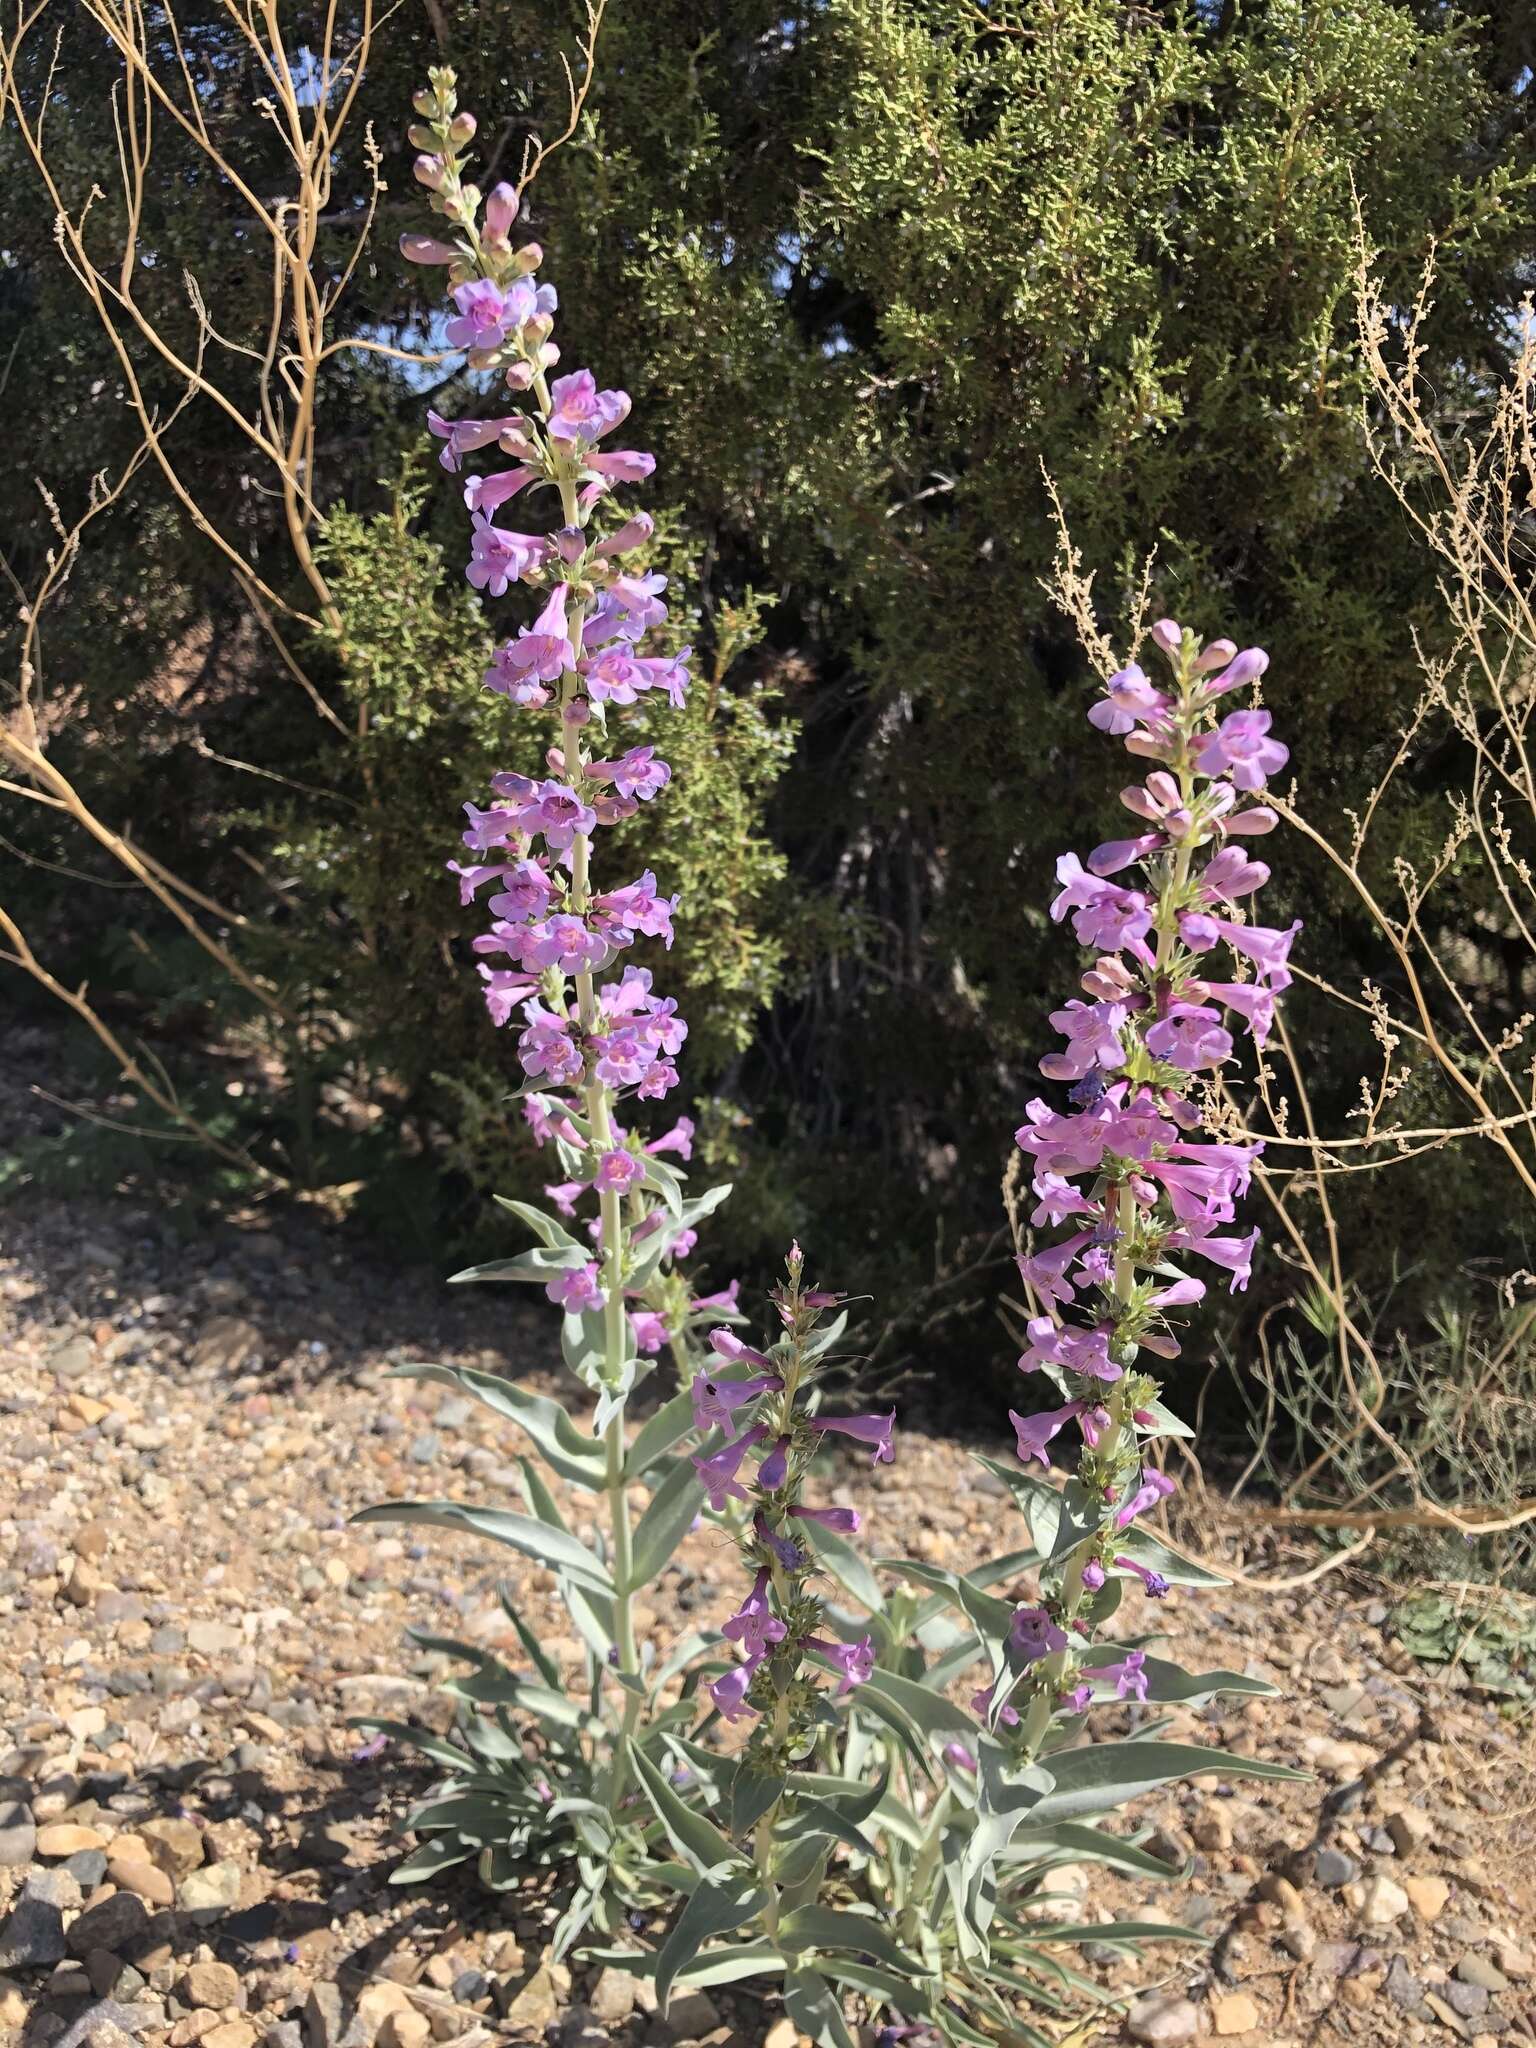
left=406, top=68, right=718, bottom=1385
left=692, top=1246, right=887, bottom=1745
left=996, top=622, right=1297, bottom=1753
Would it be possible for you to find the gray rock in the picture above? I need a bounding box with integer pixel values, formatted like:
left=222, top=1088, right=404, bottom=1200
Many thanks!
left=304, top=1982, right=345, bottom=2048
left=408, top=1432, right=440, bottom=1465
left=0, top=1798, right=36, bottom=1867
left=63, top=1851, right=108, bottom=1888
left=1384, top=1956, right=1426, bottom=2014
left=54, top=2001, right=162, bottom=2048
left=1125, top=1995, right=1199, bottom=2046
left=66, top=1890, right=150, bottom=1957
left=435, top=1399, right=473, bottom=1431
left=1314, top=1847, right=1358, bottom=1888
left=0, top=1867, right=81, bottom=1970
left=48, top=1338, right=96, bottom=1381
left=1310, top=1941, right=1359, bottom=1974
left=1446, top=1980, right=1490, bottom=2019
left=265, top=2026, right=304, bottom=2048
left=1456, top=1953, right=1511, bottom=1992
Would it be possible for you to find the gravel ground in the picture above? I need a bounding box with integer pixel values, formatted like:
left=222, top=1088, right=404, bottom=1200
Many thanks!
left=2, top=1169, right=1535, bottom=2048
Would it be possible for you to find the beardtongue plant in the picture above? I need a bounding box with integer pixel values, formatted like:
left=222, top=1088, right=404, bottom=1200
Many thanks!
left=578, top=628, right=1309, bottom=2043
left=352, top=67, right=745, bottom=1948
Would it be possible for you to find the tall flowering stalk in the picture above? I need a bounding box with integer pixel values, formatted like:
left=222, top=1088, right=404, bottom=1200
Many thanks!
left=357, top=72, right=742, bottom=1914
left=990, top=620, right=1297, bottom=1753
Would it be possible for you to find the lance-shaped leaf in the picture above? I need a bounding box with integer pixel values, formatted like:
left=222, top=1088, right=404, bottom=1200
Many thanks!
left=973, top=1455, right=1101, bottom=1563
left=625, top=1389, right=699, bottom=1478
left=961, top=1738, right=1056, bottom=1948
left=1081, top=1655, right=1278, bottom=1709
left=491, top=1195, right=583, bottom=1251
left=450, top=1243, right=585, bottom=1284
left=388, top=1361, right=608, bottom=1488
left=352, top=1500, right=613, bottom=1596
left=1114, top=1527, right=1228, bottom=1588
left=627, top=1455, right=707, bottom=1590
left=388, top=1836, right=476, bottom=1883
left=859, top=1667, right=980, bottom=1745
left=652, top=1861, right=767, bottom=2010
left=1023, top=1740, right=1308, bottom=1828
left=1132, top=1395, right=1195, bottom=1441
left=778, top=1900, right=917, bottom=1968
left=640, top=1151, right=686, bottom=1219
left=783, top=1968, right=858, bottom=2048
left=1001, top=1818, right=1194, bottom=1880
left=584, top=1942, right=784, bottom=1989
left=627, top=1737, right=741, bottom=1876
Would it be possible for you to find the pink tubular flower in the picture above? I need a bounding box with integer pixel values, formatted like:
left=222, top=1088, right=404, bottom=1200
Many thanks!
left=545, top=1261, right=605, bottom=1314
left=1169, top=1223, right=1260, bottom=1293
left=694, top=1422, right=771, bottom=1512
left=1082, top=1648, right=1150, bottom=1702
left=1201, top=645, right=1269, bottom=698
left=1040, top=999, right=1127, bottom=1081
left=1192, top=708, right=1288, bottom=789
left=501, top=585, right=577, bottom=688
left=709, top=1327, right=773, bottom=1369
left=1010, top=1607, right=1069, bottom=1663
left=465, top=515, right=548, bottom=596
left=428, top=410, right=522, bottom=471
left=709, top=1651, right=765, bottom=1723
left=545, top=368, right=631, bottom=445
left=722, top=1569, right=787, bottom=1658
left=593, top=745, right=671, bottom=802
left=647, top=1115, right=694, bottom=1160
left=514, top=778, right=596, bottom=850
left=1008, top=1401, right=1085, bottom=1469
left=516, top=1006, right=582, bottom=1083
left=628, top=1308, right=670, bottom=1354
left=1088, top=663, right=1169, bottom=737
left=445, top=277, right=533, bottom=351
left=803, top=1633, right=876, bottom=1697
left=788, top=1503, right=861, bottom=1536
left=593, top=1147, right=645, bottom=1193
left=690, top=1371, right=783, bottom=1433
left=943, top=1740, right=978, bottom=1773
left=1144, top=1003, right=1233, bottom=1072
left=1116, top=1555, right=1171, bottom=1598
left=806, top=1410, right=896, bottom=1464
left=520, top=914, right=608, bottom=974
left=757, top=1436, right=791, bottom=1490
left=1112, top=1470, right=1176, bottom=1531
left=1211, top=914, right=1302, bottom=989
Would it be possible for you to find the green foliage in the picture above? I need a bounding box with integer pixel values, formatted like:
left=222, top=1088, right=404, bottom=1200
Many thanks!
left=4, top=0, right=1536, bottom=1376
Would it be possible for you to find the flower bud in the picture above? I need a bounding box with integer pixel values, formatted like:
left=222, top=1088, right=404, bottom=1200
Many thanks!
left=552, top=526, right=586, bottom=564
left=485, top=183, right=519, bottom=236
left=449, top=111, right=477, bottom=144
left=504, top=361, right=535, bottom=390
left=413, top=153, right=446, bottom=191
left=1150, top=618, right=1182, bottom=656
left=1192, top=636, right=1237, bottom=675
left=399, top=233, right=458, bottom=265
left=563, top=696, right=592, bottom=728
left=412, top=87, right=436, bottom=118
left=407, top=123, right=439, bottom=150
left=514, top=240, right=544, bottom=274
